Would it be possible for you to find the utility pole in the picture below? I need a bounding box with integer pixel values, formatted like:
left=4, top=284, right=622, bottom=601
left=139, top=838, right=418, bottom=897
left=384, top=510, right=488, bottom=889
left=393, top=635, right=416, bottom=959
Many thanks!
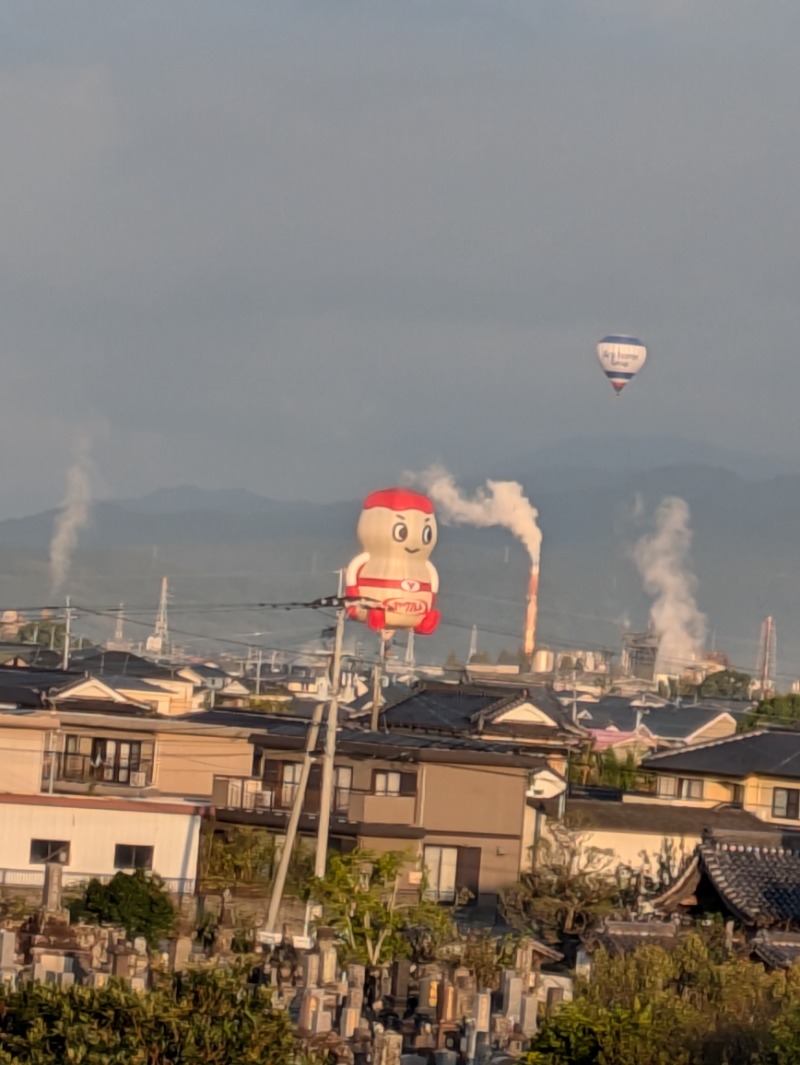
left=62, top=598, right=72, bottom=671
left=370, top=635, right=387, bottom=732
left=255, top=648, right=263, bottom=697
left=264, top=698, right=328, bottom=933
left=314, top=601, right=347, bottom=878
left=265, top=585, right=349, bottom=932
left=571, top=666, right=578, bottom=725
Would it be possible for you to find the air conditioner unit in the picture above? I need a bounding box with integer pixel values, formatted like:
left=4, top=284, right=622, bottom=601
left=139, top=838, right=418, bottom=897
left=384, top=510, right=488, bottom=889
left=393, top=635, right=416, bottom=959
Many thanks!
left=130, top=771, right=147, bottom=788
left=256, top=787, right=275, bottom=809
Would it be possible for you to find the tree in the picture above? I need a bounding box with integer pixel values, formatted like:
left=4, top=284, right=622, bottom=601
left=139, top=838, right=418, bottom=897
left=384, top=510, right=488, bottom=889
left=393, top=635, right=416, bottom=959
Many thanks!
left=469, top=651, right=492, bottom=665
left=69, top=870, right=176, bottom=947
left=525, top=935, right=799, bottom=1065
left=558, top=656, right=574, bottom=675
left=308, top=848, right=456, bottom=968
left=500, top=821, right=628, bottom=940
left=0, top=966, right=321, bottom=1064
left=743, top=693, right=800, bottom=731
left=568, top=745, right=652, bottom=793
left=443, top=651, right=464, bottom=672
left=698, top=669, right=752, bottom=701
left=17, top=619, right=67, bottom=650
left=201, top=826, right=277, bottom=886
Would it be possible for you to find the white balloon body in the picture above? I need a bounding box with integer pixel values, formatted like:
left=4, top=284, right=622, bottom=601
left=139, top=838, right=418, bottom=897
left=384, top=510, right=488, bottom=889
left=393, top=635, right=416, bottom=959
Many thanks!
left=596, top=335, right=647, bottom=395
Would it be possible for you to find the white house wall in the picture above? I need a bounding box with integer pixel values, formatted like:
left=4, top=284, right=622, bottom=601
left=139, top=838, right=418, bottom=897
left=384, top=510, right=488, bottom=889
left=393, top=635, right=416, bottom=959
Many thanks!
left=0, top=798, right=203, bottom=889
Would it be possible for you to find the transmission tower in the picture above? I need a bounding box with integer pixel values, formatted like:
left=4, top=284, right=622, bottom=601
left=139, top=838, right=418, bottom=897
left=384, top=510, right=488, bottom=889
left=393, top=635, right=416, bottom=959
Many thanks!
left=756, top=615, right=777, bottom=696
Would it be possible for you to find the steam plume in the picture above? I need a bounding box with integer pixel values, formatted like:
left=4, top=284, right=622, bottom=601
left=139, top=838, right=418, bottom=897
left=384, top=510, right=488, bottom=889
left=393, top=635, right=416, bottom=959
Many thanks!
left=633, top=496, right=707, bottom=674
left=49, top=442, right=92, bottom=595
left=415, top=465, right=542, bottom=565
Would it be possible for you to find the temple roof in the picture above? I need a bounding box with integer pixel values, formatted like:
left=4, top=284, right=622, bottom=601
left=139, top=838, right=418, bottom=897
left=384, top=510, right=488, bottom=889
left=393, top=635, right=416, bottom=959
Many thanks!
left=654, top=833, right=800, bottom=926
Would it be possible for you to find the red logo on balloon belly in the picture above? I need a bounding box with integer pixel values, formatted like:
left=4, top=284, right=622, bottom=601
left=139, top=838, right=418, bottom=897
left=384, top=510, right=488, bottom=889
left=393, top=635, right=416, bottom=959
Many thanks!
left=384, top=598, right=426, bottom=616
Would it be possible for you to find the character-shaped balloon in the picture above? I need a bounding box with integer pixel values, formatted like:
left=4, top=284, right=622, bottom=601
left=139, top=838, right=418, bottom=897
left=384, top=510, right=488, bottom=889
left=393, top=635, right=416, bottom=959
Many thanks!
left=345, top=487, right=440, bottom=634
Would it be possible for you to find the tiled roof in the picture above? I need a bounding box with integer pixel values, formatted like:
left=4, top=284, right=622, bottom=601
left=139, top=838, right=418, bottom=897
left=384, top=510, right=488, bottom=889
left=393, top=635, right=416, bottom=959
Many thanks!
left=380, top=683, right=574, bottom=735
left=642, top=730, right=800, bottom=780
left=655, top=835, right=800, bottom=926
left=751, top=930, right=800, bottom=968
left=700, top=839, right=800, bottom=925
left=566, top=798, right=764, bottom=835
left=593, top=920, right=683, bottom=956
left=581, top=699, right=733, bottom=741
left=69, top=649, right=177, bottom=680
left=381, top=687, right=507, bottom=731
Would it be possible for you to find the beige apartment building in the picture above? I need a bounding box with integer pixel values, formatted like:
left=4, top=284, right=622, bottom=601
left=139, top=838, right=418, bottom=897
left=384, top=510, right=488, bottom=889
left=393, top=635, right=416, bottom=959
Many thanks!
left=0, top=706, right=255, bottom=800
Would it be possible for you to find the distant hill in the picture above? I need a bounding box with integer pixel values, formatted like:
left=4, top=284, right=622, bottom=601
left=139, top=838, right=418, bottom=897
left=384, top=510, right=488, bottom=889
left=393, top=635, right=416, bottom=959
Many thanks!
left=0, top=455, right=798, bottom=680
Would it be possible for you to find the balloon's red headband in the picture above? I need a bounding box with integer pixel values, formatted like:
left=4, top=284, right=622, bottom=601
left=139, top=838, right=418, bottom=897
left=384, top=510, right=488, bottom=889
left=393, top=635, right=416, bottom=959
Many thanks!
left=363, top=488, right=435, bottom=514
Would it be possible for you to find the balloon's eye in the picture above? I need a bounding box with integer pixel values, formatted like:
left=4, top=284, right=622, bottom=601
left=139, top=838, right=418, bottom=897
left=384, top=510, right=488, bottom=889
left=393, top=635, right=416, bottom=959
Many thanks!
left=422, top=525, right=433, bottom=545
left=392, top=522, right=408, bottom=543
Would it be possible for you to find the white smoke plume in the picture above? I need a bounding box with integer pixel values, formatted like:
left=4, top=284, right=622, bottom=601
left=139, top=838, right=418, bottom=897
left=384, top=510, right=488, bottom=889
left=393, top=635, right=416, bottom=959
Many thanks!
left=49, top=441, right=92, bottom=595
left=633, top=496, right=707, bottom=674
left=414, top=465, right=542, bottom=565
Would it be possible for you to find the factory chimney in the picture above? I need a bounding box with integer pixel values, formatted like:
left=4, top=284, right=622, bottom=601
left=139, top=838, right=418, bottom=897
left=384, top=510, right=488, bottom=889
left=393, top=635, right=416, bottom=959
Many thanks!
left=523, top=563, right=540, bottom=668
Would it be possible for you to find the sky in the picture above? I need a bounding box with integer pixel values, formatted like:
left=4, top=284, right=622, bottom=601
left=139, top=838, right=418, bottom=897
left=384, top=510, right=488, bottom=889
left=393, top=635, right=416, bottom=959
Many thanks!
left=3, top=1, right=800, bottom=516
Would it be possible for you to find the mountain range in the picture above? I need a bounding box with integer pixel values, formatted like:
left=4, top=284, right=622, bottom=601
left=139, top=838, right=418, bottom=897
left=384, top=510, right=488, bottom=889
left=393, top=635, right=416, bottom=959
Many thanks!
left=0, top=435, right=797, bottom=680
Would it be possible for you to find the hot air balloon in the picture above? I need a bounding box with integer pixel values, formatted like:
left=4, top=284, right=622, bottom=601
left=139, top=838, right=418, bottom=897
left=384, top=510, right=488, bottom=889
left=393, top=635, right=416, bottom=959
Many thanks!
left=597, top=335, right=647, bottom=396
left=345, top=487, right=440, bottom=634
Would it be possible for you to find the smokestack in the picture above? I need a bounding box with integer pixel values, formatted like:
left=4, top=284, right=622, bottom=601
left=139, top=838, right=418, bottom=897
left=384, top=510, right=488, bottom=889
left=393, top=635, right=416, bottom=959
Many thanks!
left=524, top=565, right=539, bottom=665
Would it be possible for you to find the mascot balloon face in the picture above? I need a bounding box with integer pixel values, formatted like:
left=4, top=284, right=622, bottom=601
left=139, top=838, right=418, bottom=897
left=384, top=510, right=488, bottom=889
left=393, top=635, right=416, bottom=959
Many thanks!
left=346, top=487, right=441, bottom=634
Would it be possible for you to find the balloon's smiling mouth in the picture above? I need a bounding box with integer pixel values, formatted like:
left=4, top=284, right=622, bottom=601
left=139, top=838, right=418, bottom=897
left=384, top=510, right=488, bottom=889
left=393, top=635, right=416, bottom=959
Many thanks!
left=404, top=548, right=419, bottom=554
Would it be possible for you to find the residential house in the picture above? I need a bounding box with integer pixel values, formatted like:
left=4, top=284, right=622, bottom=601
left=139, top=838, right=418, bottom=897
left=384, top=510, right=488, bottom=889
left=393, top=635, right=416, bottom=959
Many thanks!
left=543, top=728, right=800, bottom=883
left=576, top=697, right=739, bottom=753
left=640, top=730, right=800, bottom=827
left=69, top=650, right=201, bottom=714
left=0, top=792, right=206, bottom=894
left=364, top=683, right=585, bottom=772
left=0, top=659, right=201, bottom=717
left=562, top=797, right=765, bottom=882
left=205, top=686, right=581, bottom=911
left=0, top=699, right=263, bottom=895
left=178, top=663, right=250, bottom=705
left=0, top=702, right=257, bottom=801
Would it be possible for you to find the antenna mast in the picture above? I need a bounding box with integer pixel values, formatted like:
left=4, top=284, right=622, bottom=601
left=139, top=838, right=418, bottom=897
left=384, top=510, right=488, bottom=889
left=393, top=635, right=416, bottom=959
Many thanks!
left=145, top=577, right=170, bottom=660
left=756, top=615, right=777, bottom=697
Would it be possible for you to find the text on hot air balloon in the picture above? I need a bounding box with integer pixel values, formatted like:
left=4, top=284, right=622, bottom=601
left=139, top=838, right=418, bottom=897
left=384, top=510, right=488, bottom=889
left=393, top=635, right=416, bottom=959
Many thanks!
left=384, top=598, right=427, bottom=615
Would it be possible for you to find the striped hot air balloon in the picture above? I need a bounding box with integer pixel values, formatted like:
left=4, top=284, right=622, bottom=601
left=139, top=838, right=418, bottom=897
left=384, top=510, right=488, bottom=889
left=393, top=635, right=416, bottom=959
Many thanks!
left=597, top=335, right=647, bottom=396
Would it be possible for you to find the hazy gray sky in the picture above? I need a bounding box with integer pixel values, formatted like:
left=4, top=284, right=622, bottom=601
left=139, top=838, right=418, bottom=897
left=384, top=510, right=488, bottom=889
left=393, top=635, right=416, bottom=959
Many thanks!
left=3, top=1, right=800, bottom=515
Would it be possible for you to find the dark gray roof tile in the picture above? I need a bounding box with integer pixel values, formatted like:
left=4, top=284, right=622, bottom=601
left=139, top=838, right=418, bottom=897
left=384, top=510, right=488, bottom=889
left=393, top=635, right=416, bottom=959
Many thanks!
left=642, top=730, right=800, bottom=780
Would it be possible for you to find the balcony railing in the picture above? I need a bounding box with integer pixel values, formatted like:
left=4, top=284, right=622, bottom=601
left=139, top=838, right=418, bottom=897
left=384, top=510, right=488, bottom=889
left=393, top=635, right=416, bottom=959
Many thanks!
left=213, top=775, right=410, bottom=824
left=41, top=752, right=154, bottom=791
left=213, top=776, right=355, bottom=813
left=0, top=867, right=194, bottom=894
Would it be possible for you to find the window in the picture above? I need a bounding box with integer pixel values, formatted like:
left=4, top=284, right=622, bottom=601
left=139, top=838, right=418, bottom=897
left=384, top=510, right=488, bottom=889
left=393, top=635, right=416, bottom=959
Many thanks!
left=773, top=788, right=800, bottom=820
left=280, top=762, right=302, bottom=808
left=656, top=776, right=703, bottom=800
left=334, top=766, right=353, bottom=812
left=729, top=783, right=745, bottom=806
left=372, top=770, right=416, bottom=797
left=114, top=844, right=154, bottom=870
left=423, top=845, right=481, bottom=906
left=251, top=749, right=264, bottom=779
left=424, top=845, right=458, bottom=902
left=374, top=770, right=401, bottom=796
left=61, top=735, right=154, bottom=786
left=30, top=839, right=70, bottom=864
left=679, top=778, right=704, bottom=800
